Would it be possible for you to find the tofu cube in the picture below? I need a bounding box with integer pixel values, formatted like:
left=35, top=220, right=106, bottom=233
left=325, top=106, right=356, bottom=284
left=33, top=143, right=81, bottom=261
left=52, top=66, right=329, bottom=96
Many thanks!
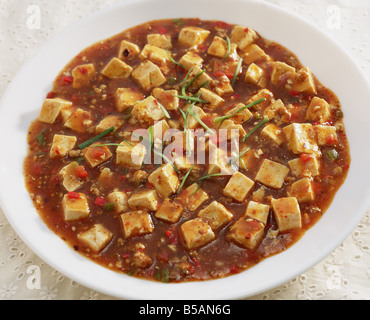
left=185, top=66, right=212, bottom=91
left=180, top=218, right=215, bottom=250
left=245, top=63, right=264, bottom=86
left=219, top=119, right=246, bottom=140
left=101, top=57, right=133, bottom=79
left=77, top=224, right=113, bottom=252
left=95, top=115, right=124, bottom=134
left=198, top=88, right=224, bottom=109
left=230, top=25, right=258, bottom=51
left=228, top=217, right=265, bottom=250
left=83, top=143, right=113, bottom=168
left=245, top=201, right=270, bottom=225
left=107, top=191, right=128, bottom=214
left=288, top=177, right=315, bottom=203
left=242, top=44, right=270, bottom=65
left=208, top=147, right=234, bottom=176
left=59, top=161, right=86, bottom=192
left=115, top=87, right=145, bottom=112
left=148, top=163, right=180, bottom=197
left=155, top=198, right=183, bottom=223
left=128, top=189, right=160, bottom=211
left=225, top=103, right=253, bottom=124
left=246, top=89, right=274, bottom=110
left=178, top=51, right=204, bottom=70
left=62, top=193, right=90, bottom=221
left=120, top=210, right=154, bottom=238
left=63, top=108, right=92, bottom=133
left=132, top=96, right=166, bottom=125
left=239, top=148, right=258, bottom=171
left=287, top=155, right=320, bottom=178
left=39, top=98, right=72, bottom=124
left=132, top=60, right=166, bottom=91
left=270, top=61, right=295, bottom=85
left=72, top=63, right=95, bottom=89
left=152, top=88, right=179, bottom=111
left=139, top=44, right=171, bottom=65
left=214, top=75, right=234, bottom=96
left=207, top=36, right=237, bottom=58
left=60, top=106, right=75, bottom=123
left=271, top=197, right=302, bottom=232
left=306, top=97, right=331, bottom=124
left=50, top=134, right=77, bottom=158
left=177, top=183, right=209, bottom=211
left=261, top=123, right=284, bottom=146
left=151, top=119, right=170, bottom=141
left=198, top=201, right=233, bottom=231
left=283, top=123, right=319, bottom=155
left=263, top=99, right=291, bottom=125
left=147, top=33, right=172, bottom=49
left=178, top=27, right=210, bottom=47
left=223, top=171, right=255, bottom=202
left=118, top=40, right=140, bottom=60
left=315, top=125, right=338, bottom=146
left=186, top=105, right=207, bottom=129
left=293, top=67, right=317, bottom=95
left=116, top=141, right=147, bottom=167
left=255, top=159, right=289, bottom=189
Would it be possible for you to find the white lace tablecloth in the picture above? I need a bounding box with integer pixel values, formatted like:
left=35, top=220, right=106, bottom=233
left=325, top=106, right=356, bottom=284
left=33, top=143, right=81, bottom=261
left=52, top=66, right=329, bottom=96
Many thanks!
left=0, top=0, right=369, bottom=300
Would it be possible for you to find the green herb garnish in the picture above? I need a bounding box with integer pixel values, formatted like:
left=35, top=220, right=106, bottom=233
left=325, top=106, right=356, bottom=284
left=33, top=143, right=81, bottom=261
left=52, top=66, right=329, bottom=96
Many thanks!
left=196, top=173, right=223, bottom=183
left=113, top=131, right=134, bottom=146
left=327, top=149, right=339, bottom=161
left=214, top=98, right=266, bottom=123
left=153, top=149, right=180, bottom=173
left=156, top=100, right=171, bottom=119
left=189, top=172, right=223, bottom=196
left=231, top=58, right=243, bottom=87
left=78, top=126, right=115, bottom=150
left=172, top=18, right=184, bottom=26
left=228, top=146, right=251, bottom=166
left=175, top=95, right=207, bottom=103
left=187, top=108, right=214, bottom=134
left=181, top=67, right=193, bottom=96
left=36, top=130, right=46, bottom=146
left=167, top=50, right=185, bottom=69
left=224, top=36, right=231, bottom=62
left=177, top=164, right=196, bottom=195
left=104, top=202, right=115, bottom=211
left=241, top=118, right=269, bottom=142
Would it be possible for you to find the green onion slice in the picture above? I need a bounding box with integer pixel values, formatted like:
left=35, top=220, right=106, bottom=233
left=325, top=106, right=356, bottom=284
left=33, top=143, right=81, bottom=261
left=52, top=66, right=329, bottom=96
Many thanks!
left=185, top=69, right=206, bottom=91
left=36, top=129, right=46, bottom=147
left=177, top=164, right=196, bottom=195
left=181, top=67, right=194, bottom=96
left=231, top=58, right=243, bottom=87
left=153, top=149, right=179, bottom=173
left=167, top=50, right=185, bottom=69
left=327, top=149, right=339, bottom=161
left=187, top=108, right=214, bottom=134
left=242, top=117, right=269, bottom=142
left=196, top=173, right=223, bottom=182
left=156, top=100, right=171, bottom=118
left=224, top=36, right=231, bottom=62
left=78, top=126, right=115, bottom=150
left=175, top=95, right=207, bottom=103
left=214, top=98, right=266, bottom=123
left=228, top=146, right=251, bottom=166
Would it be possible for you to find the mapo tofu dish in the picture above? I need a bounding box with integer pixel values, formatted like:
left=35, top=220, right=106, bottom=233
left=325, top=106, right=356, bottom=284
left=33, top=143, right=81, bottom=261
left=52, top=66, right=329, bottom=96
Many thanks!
left=24, top=19, right=350, bottom=283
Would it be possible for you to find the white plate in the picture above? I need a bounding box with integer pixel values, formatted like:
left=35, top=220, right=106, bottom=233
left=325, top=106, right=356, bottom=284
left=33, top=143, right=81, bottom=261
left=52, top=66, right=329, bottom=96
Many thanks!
left=0, top=0, right=369, bottom=300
